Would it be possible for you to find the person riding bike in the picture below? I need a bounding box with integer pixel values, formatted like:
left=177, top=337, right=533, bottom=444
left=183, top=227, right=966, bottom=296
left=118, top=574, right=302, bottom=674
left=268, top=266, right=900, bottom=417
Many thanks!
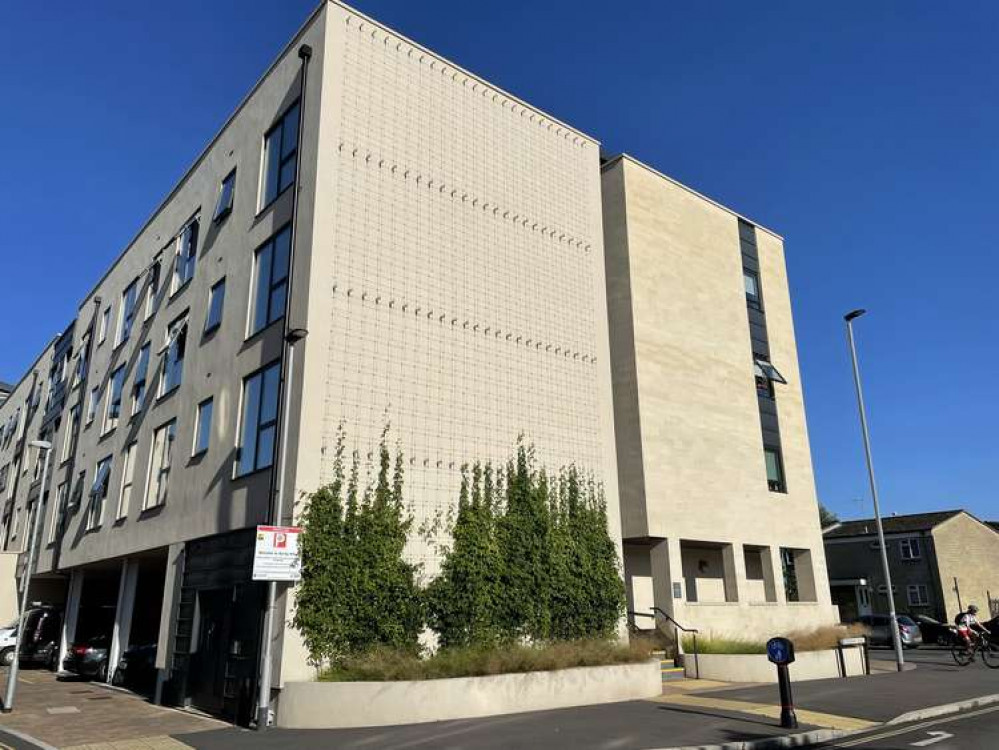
left=956, top=604, right=989, bottom=649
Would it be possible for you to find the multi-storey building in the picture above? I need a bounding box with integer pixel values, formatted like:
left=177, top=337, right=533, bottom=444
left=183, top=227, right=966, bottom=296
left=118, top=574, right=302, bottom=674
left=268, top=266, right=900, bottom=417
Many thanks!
left=0, top=0, right=618, bottom=724
left=0, top=0, right=833, bottom=727
left=602, top=155, right=838, bottom=637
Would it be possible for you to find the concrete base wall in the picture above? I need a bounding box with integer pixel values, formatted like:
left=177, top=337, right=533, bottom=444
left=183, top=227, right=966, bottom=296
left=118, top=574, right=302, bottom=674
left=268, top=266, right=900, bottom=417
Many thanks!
left=0, top=552, right=18, bottom=624
left=277, top=660, right=662, bottom=728
left=684, top=648, right=866, bottom=682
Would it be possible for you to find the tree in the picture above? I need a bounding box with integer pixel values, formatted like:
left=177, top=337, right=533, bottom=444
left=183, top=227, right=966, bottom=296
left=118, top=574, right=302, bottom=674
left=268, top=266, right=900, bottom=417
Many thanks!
left=819, top=503, right=839, bottom=528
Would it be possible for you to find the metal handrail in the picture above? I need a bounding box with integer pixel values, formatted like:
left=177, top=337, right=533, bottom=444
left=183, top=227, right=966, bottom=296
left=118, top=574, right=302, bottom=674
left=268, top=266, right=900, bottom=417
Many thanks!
left=628, top=608, right=700, bottom=679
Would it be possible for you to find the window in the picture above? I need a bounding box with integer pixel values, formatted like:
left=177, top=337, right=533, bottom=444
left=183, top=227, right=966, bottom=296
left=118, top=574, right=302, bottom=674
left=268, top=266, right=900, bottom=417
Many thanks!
left=7, top=458, right=19, bottom=499
left=754, top=357, right=787, bottom=386
left=131, top=344, right=151, bottom=415
left=87, top=386, right=100, bottom=424
left=72, top=335, right=89, bottom=388
left=260, top=101, right=300, bottom=208
left=172, top=218, right=199, bottom=293
left=907, top=584, right=929, bottom=606
left=237, top=361, right=280, bottom=476
left=144, top=258, right=161, bottom=320
left=250, top=226, right=291, bottom=335
left=98, top=306, right=111, bottom=344
left=117, top=278, right=140, bottom=345
left=214, top=169, right=236, bottom=222
left=48, top=481, right=68, bottom=544
left=781, top=547, right=799, bottom=602
left=88, top=456, right=112, bottom=530
left=765, top=446, right=786, bottom=493
left=193, top=398, right=214, bottom=456
left=205, top=278, right=226, bottom=333
left=0, top=464, right=7, bottom=496
left=744, top=271, right=761, bottom=309
left=145, top=420, right=176, bottom=510
left=900, top=538, right=922, bottom=561
left=159, top=315, right=188, bottom=396
left=103, top=366, right=125, bottom=434
left=117, top=442, right=137, bottom=520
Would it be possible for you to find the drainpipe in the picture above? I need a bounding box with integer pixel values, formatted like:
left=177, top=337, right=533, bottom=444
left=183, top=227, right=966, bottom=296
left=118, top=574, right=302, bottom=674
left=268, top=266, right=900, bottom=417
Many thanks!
left=256, top=42, right=312, bottom=731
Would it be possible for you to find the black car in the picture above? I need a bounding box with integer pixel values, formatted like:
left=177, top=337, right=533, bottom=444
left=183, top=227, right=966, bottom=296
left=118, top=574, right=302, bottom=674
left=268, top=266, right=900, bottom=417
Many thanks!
left=908, top=614, right=957, bottom=646
left=17, top=606, right=62, bottom=670
left=112, top=643, right=157, bottom=693
left=63, top=634, right=111, bottom=681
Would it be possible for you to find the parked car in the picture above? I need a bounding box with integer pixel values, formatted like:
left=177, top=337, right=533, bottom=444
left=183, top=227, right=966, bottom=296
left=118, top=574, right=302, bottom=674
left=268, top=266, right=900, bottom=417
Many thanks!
left=0, top=626, right=17, bottom=666
left=857, top=614, right=923, bottom=648
left=908, top=614, right=957, bottom=646
left=17, top=606, right=62, bottom=669
left=63, top=634, right=111, bottom=681
left=112, top=643, right=157, bottom=692
left=0, top=617, right=16, bottom=641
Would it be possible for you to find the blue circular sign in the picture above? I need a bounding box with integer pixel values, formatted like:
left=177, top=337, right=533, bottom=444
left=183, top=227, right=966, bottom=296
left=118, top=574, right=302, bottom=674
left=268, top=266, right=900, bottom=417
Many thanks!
left=767, top=637, right=795, bottom=665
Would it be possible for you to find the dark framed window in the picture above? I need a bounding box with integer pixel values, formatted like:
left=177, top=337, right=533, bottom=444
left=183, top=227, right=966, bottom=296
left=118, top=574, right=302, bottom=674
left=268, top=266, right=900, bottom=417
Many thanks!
left=205, top=278, right=226, bottom=333
left=214, top=169, right=236, bottom=222
left=781, top=548, right=799, bottom=602
left=88, top=456, right=112, bottom=530
left=236, top=360, right=280, bottom=476
left=117, top=278, right=140, bottom=345
left=103, top=365, right=125, bottom=433
left=193, top=397, right=213, bottom=456
left=900, top=538, right=921, bottom=561
left=249, top=226, right=291, bottom=336
left=172, top=217, right=199, bottom=293
left=765, top=446, right=786, bottom=493
left=744, top=270, right=761, bottom=310
left=260, top=101, right=300, bottom=209
left=159, top=315, right=188, bottom=396
left=132, top=344, right=151, bottom=415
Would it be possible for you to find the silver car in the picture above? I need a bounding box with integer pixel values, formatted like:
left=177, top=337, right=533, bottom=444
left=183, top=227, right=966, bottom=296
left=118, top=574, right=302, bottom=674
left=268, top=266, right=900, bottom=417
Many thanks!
left=858, top=614, right=923, bottom=648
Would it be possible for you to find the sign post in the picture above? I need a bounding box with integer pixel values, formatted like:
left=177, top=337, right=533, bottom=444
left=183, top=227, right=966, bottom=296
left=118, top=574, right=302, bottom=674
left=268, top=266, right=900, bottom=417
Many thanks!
left=766, top=637, right=797, bottom=729
left=252, top=526, right=302, bottom=582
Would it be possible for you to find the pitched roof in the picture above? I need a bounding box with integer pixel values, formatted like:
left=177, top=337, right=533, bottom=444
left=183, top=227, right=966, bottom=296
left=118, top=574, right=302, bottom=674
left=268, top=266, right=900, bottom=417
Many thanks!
left=988, top=521, right=999, bottom=533
left=823, top=510, right=964, bottom=539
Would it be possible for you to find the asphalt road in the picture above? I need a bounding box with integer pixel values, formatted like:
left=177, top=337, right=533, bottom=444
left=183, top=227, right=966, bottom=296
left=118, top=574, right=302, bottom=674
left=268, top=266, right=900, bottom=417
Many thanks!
left=0, top=725, right=51, bottom=750
left=816, top=704, right=999, bottom=749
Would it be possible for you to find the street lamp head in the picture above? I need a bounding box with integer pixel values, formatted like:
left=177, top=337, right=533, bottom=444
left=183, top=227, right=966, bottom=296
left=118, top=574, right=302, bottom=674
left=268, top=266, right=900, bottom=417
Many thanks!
left=28, top=440, right=52, bottom=451
left=286, top=328, right=309, bottom=344
left=844, top=309, right=867, bottom=322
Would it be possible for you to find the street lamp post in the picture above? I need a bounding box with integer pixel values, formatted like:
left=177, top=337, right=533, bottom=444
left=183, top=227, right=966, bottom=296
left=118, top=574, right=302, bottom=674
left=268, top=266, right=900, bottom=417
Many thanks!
left=2, top=439, right=53, bottom=713
left=844, top=309, right=905, bottom=672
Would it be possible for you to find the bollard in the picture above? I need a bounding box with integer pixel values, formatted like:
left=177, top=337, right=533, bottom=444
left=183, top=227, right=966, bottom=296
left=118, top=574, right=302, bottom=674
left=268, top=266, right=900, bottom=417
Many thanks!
left=766, top=637, right=798, bottom=729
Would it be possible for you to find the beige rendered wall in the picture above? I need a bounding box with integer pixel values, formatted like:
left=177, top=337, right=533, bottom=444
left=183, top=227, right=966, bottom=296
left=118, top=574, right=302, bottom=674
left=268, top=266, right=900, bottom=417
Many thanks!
left=279, top=2, right=621, bottom=681
left=0, top=552, right=17, bottom=624
left=604, top=156, right=837, bottom=639
left=932, top=514, right=999, bottom=621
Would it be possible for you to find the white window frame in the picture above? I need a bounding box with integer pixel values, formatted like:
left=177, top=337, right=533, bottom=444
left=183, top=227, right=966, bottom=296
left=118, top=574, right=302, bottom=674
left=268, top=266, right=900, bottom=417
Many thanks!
left=87, top=456, right=112, bottom=530
left=49, top=481, right=69, bottom=544
left=158, top=316, right=189, bottom=397
left=117, top=441, right=138, bottom=520
left=116, top=278, right=140, bottom=346
left=144, top=257, right=161, bottom=321
left=132, top=343, right=151, bottom=416
left=103, top=365, right=126, bottom=434
left=907, top=584, right=929, bottom=606
left=171, top=217, right=200, bottom=294
left=193, top=397, right=213, bottom=456
left=144, top=420, right=176, bottom=510
left=900, top=538, right=921, bottom=561
left=98, top=306, right=112, bottom=344
left=62, top=403, right=81, bottom=463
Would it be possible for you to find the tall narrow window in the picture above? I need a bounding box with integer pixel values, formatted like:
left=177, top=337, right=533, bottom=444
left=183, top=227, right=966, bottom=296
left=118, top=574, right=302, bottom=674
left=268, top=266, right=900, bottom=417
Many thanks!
left=744, top=270, right=761, bottom=310
left=98, top=307, right=111, bottom=344
left=72, top=334, right=90, bottom=388
left=117, top=441, right=137, bottom=520
left=236, top=361, right=280, bottom=476
left=260, top=101, right=300, bottom=209
left=214, top=169, right=236, bottom=222
left=159, top=316, right=188, bottom=396
left=88, top=456, right=112, bottom=530
left=249, top=226, right=291, bottom=335
left=764, top=446, right=786, bottom=493
left=205, top=278, right=226, bottom=333
left=172, top=218, right=199, bottom=293
left=145, top=420, right=176, bottom=510
left=900, top=538, right=921, bottom=560
left=132, top=344, right=151, bottom=415
left=48, top=481, right=69, bottom=544
left=117, top=278, right=140, bottom=345
left=87, top=386, right=100, bottom=424
left=780, top=547, right=799, bottom=602
left=103, top=366, right=126, bottom=434
left=63, top=403, right=81, bottom=462
left=144, top=258, right=161, bottom=320
left=193, top=397, right=214, bottom=456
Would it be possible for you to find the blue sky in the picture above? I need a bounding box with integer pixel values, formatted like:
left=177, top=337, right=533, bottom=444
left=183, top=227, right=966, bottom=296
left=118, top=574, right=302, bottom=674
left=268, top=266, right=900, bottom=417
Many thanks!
left=1, top=2, right=995, bottom=522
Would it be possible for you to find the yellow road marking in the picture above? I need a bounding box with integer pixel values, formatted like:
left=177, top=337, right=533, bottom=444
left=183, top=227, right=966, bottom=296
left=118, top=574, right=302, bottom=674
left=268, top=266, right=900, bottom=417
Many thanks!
left=654, top=692, right=878, bottom=731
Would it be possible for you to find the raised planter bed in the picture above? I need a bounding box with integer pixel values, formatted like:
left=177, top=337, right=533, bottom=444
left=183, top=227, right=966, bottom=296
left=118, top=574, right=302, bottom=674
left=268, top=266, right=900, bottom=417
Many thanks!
left=683, top=648, right=866, bottom=682
left=277, top=659, right=662, bottom=728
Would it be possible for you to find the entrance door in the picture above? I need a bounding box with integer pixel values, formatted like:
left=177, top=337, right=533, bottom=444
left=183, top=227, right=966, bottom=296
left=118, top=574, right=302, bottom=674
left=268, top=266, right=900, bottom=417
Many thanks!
left=189, top=589, right=230, bottom=717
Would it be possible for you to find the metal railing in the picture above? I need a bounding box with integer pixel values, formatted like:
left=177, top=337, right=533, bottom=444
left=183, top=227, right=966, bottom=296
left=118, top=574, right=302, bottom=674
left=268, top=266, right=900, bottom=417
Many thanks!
left=628, top=607, right=700, bottom=679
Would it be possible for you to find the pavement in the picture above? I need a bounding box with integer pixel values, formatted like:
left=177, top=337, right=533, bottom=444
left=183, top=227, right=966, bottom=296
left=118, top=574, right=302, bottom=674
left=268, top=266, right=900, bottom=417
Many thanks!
left=0, top=667, right=226, bottom=750
left=3, top=647, right=999, bottom=749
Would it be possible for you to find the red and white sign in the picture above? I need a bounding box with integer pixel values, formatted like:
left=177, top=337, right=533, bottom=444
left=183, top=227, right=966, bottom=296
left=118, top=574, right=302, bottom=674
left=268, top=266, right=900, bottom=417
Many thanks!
left=252, top=525, right=302, bottom=581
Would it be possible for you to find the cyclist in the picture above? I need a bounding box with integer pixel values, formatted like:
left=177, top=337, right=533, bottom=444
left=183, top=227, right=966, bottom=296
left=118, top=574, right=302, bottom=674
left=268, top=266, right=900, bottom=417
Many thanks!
left=956, top=604, right=989, bottom=649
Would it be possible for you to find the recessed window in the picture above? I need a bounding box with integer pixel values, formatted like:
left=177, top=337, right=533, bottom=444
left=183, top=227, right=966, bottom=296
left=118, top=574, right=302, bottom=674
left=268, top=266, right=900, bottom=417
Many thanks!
left=171, top=217, right=199, bottom=293
left=900, top=538, right=921, bottom=561
left=103, top=366, right=126, bottom=434
left=98, top=306, right=112, bottom=344
left=144, top=258, right=161, bottom=320
left=88, top=456, right=112, bottom=530
left=214, top=169, right=236, bottom=222
left=87, top=386, right=100, bottom=425
left=250, top=226, right=291, bottom=336
left=49, top=481, right=69, bottom=544
left=744, top=271, right=761, bottom=309
left=145, top=420, right=176, bottom=510
left=780, top=547, right=799, bottom=602
left=159, top=315, right=188, bottom=396
left=117, top=441, right=137, bottom=520
left=132, top=344, right=151, bottom=416
left=765, top=446, right=786, bottom=493
left=754, top=357, right=788, bottom=386
left=62, top=403, right=81, bottom=462
left=205, top=278, right=226, bottom=333
left=236, top=361, right=280, bottom=476
left=260, top=101, right=300, bottom=209
left=72, top=334, right=90, bottom=388
left=907, top=584, right=929, bottom=606
left=193, top=397, right=214, bottom=456
left=117, top=278, right=140, bottom=345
